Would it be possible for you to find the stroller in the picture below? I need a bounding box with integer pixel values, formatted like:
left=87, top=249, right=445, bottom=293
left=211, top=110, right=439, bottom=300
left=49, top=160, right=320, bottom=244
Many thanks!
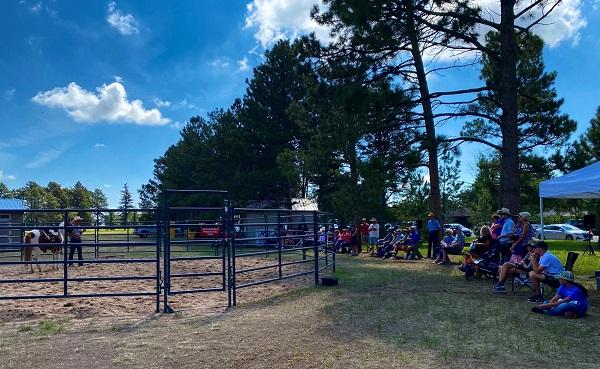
left=460, top=241, right=501, bottom=279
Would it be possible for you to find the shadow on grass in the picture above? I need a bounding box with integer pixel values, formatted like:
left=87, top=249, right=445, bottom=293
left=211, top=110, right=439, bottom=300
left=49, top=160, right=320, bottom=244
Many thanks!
left=319, top=254, right=600, bottom=368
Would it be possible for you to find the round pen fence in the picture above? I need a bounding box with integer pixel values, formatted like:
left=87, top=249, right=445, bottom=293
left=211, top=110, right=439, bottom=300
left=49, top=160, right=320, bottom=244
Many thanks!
left=0, top=189, right=336, bottom=315
left=0, top=208, right=161, bottom=313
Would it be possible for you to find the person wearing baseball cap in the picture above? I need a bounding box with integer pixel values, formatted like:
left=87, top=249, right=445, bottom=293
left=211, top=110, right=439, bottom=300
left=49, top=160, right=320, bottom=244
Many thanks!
left=527, top=241, right=563, bottom=303
left=531, top=270, right=589, bottom=318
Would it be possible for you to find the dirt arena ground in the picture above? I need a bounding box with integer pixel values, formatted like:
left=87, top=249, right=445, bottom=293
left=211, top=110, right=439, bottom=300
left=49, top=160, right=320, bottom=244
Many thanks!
left=0, top=255, right=315, bottom=324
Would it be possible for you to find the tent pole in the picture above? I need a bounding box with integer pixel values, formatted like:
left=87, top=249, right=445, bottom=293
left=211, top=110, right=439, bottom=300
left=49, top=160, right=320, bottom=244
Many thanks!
left=539, top=197, right=544, bottom=239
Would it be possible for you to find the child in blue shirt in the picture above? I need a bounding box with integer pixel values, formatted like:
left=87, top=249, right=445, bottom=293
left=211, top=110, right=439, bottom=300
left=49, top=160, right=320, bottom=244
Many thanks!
left=531, top=271, right=589, bottom=318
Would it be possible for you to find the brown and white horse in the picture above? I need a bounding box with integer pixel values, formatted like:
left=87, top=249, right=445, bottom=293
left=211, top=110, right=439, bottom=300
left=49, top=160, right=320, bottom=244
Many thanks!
left=23, top=226, right=64, bottom=273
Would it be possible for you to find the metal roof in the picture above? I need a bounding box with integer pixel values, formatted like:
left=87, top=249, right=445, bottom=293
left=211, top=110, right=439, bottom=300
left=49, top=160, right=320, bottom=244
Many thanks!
left=291, top=198, right=319, bottom=211
left=0, top=199, right=27, bottom=211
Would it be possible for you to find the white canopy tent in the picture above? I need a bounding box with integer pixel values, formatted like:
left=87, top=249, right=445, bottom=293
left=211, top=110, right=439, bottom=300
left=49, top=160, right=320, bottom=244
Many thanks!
left=538, top=161, right=600, bottom=237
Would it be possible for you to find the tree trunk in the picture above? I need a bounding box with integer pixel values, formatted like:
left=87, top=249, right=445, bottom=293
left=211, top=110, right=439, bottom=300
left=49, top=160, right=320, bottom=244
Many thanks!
left=406, top=4, right=442, bottom=221
left=499, top=0, right=520, bottom=212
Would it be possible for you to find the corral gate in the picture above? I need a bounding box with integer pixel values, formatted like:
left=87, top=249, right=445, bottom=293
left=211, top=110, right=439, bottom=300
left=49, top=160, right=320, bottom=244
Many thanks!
left=162, top=189, right=336, bottom=312
left=162, top=189, right=232, bottom=313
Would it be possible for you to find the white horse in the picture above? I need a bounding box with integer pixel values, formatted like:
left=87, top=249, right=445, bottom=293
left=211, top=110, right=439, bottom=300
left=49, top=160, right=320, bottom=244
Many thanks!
left=23, top=224, right=65, bottom=273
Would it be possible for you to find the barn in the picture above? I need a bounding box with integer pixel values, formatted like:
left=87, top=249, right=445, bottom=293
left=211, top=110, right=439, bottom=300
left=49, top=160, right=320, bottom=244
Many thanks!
left=0, top=199, right=27, bottom=245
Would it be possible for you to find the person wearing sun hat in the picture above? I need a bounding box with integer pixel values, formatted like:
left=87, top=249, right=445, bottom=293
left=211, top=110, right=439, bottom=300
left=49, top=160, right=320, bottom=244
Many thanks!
left=497, top=208, right=515, bottom=257
left=68, top=215, right=85, bottom=266
left=426, top=212, right=441, bottom=259
left=531, top=270, right=589, bottom=318
left=368, top=218, right=380, bottom=256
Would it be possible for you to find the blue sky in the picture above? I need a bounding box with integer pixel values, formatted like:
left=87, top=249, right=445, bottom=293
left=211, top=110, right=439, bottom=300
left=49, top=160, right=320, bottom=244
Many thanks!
left=0, top=0, right=599, bottom=207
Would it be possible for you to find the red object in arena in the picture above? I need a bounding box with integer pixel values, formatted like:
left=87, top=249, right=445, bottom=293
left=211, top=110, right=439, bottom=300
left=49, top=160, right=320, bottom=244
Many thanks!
left=196, top=225, right=221, bottom=238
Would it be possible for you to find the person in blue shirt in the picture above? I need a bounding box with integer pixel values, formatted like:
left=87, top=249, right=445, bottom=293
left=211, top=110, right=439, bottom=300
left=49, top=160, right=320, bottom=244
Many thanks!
left=527, top=241, right=563, bottom=303
left=496, top=208, right=515, bottom=259
left=531, top=271, right=589, bottom=318
left=426, top=212, right=441, bottom=258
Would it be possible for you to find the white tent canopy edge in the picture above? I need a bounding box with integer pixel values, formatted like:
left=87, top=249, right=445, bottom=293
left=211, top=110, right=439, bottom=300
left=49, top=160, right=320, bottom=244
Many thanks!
left=538, top=161, right=600, bottom=238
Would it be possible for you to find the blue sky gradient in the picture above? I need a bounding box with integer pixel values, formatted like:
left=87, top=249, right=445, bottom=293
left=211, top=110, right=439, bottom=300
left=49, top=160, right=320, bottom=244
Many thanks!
left=1, top=0, right=599, bottom=206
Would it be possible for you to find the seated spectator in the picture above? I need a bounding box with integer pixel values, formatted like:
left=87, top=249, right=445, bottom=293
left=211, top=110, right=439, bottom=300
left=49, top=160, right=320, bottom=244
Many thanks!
left=335, top=228, right=352, bottom=253
left=531, top=271, right=589, bottom=318
left=433, top=229, right=454, bottom=264
left=490, top=214, right=503, bottom=240
left=492, top=239, right=534, bottom=293
left=376, top=225, right=395, bottom=257
left=436, top=226, right=465, bottom=264
left=469, top=225, right=492, bottom=257
left=395, top=226, right=420, bottom=259
left=527, top=241, right=563, bottom=303
left=459, top=226, right=492, bottom=271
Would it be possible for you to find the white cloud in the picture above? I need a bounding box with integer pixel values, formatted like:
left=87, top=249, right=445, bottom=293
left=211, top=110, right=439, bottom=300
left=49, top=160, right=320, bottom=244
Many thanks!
left=32, top=81, right=170, bottom=126
left=24, top=148, right=63, bottom=169
left=208, top=58, right=230, bottom=69
left=113, top=75, right=124, bottom=83
left=153, top=97, right=172, bottom=108
left=475, top=0, right=586, bottom=48
left=244, top=0, right=333, bottom=47
left=95, top=143, right=106, bottom=148
left=4, top=88, right=16, bottom=101
left=103, top=184, right=112, bottom=188
left=0, top=171, right=16, bottom=181
left=29, top=1, right=42, bottom=14
left=106, top=1, right=139, bottom=35
left=153, top=97, right=196, bottom=110
left=237, top=57, right=250, bottom=71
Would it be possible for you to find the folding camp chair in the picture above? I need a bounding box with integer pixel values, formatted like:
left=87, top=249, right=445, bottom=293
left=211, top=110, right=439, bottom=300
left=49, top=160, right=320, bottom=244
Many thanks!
left=511, top=271, right=534, bottom=293
left=541, top=251, right=579, bottom=299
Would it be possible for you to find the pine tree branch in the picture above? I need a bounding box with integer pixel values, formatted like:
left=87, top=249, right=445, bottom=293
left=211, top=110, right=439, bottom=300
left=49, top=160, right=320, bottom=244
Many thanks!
left=439, top=136, right=502, bottom=150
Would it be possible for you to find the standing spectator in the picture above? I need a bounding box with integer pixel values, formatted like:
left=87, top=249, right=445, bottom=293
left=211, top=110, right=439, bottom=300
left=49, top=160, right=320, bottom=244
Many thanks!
left=496, top=208, right=515, bottom=260
left=350, top=226, right=359, bottom=256
left=527, top=241, right=563, bottom=303
left=531, top=271, right=589, bottom=318
left=359, top=218, right=370, bottom=254
left=368, top=218, right=380, bottom=256
left=68, top=216, right=85, bottom=266
left=426, top=212, right=441, bottom=258
left=511, top=212, right=534, bottom=263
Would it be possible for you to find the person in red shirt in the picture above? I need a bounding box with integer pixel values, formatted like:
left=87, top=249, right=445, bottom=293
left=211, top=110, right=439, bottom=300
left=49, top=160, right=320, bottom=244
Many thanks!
left=359, top=218, right=370, bottom=254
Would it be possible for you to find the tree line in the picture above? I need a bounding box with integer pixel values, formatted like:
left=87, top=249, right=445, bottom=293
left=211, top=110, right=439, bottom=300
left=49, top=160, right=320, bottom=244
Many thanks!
left=137, top=0, right=594, bottom=225
left=0, top=181, right=139, bottom=225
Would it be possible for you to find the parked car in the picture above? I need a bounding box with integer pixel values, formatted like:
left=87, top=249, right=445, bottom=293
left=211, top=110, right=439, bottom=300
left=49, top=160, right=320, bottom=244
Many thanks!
left=133, top=225, right=159, bottom=238
left=133, top=225, right=184, bottom=238
left=443, top=223, right=473, bottom=237
left=536, top=224, right=591, bottom=241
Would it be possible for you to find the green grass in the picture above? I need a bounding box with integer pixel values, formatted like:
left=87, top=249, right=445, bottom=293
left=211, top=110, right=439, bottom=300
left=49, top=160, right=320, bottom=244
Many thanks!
left=18, top=320, right=66, bottom=336
left=324, top=254, right=600, bottom=367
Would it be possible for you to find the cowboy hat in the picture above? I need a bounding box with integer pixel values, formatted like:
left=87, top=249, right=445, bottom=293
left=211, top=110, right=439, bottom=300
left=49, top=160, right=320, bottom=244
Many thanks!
left=72, top=216, right=84, bottom=222
left=497, top=208, right=511, bottom=216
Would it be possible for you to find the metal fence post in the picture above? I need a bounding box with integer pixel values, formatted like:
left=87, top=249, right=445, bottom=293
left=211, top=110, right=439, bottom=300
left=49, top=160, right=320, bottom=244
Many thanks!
left=313, top=211, right=319, bottom=285
left=63, top=211, right=68, bottom=297
left=155, top=213, right=161, bottom=313
left=277, top=211, right=282, bottom=279
left=162, top=190, right=174, bottom=314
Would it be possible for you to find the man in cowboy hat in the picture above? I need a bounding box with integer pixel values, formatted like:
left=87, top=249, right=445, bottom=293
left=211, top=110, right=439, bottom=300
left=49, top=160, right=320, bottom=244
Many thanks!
left=68, top=216, right=85, bottom=266
left=497, top=208, right=515, bottom=256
